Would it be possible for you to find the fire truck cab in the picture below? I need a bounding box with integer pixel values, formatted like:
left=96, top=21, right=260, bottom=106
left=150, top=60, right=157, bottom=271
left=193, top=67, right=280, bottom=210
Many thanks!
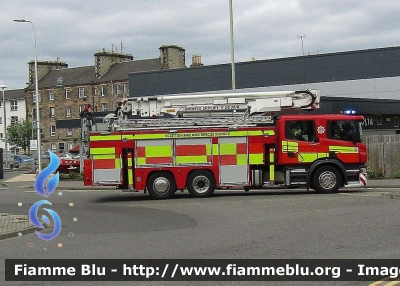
left=81, top=90, right=367, bottom=199
left=275, top=114, right=366, bottom=192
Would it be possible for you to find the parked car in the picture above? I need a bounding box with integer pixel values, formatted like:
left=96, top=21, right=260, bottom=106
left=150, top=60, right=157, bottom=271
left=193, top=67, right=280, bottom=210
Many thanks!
left=58, top=153, right=75, bottom=159
left=32, top=152, right=50, bottom=160
left=11, top=154, right=33, bottom=163
left=10, top=154, right=34, bottom=168
left=3, top=155, right=19, bottom=169
left=12, top=154, right=34, bottom=163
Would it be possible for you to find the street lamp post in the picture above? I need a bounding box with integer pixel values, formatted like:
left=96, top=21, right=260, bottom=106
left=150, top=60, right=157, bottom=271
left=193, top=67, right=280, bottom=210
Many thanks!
left=229, top=0, right=236, bottom=92
left=14, top=19, right=42, bottom=172
left=0, top=85, right=7, bottom=168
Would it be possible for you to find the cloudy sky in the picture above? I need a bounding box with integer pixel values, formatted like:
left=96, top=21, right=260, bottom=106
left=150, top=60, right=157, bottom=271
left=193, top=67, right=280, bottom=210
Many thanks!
left=1, top=0, right=400, bottom=90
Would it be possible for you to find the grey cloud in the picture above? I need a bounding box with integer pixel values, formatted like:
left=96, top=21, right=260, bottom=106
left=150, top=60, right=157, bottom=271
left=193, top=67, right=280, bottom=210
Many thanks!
left=1, top=0, right=400, bottom=89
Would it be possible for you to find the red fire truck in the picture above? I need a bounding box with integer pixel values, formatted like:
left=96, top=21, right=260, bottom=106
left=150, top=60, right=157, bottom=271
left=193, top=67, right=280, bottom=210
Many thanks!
left=81, top=90, right=367, bottom=199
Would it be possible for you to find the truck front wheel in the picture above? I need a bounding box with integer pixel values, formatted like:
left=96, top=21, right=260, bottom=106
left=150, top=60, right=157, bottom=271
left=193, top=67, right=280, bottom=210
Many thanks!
left=187, top=170, right=216, bottom=198
left=147, top=172, right=176, bottom=199
left=313, top=166, right=341, bottom=193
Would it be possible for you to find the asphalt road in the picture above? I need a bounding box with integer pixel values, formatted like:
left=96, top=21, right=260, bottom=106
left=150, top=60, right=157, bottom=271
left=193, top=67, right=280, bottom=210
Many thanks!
left=1, top=185, right=400, bottom=286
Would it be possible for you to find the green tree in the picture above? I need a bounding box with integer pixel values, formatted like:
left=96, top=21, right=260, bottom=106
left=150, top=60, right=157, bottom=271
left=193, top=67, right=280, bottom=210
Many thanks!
left=6, top=119, right=33, bottom=154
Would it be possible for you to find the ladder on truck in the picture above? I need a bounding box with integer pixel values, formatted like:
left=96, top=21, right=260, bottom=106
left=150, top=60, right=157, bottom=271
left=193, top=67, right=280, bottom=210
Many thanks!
left=80, top=89, right=320, bottom=155
left=117, top=89, right=320, bottom=120
left=112, top=115, right=275, bottom=131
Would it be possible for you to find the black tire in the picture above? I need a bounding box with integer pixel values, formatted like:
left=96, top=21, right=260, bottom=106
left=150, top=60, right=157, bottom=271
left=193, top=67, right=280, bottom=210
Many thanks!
left=187, top=170, right=216, bottom=198
left=313, top=166, right=342, bottom=193
left=146, top=172, right=176, bottom=200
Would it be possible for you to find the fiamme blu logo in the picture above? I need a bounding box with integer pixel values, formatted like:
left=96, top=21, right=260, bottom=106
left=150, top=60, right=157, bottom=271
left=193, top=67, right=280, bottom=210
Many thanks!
left=29, top=151, right=62, bottom=241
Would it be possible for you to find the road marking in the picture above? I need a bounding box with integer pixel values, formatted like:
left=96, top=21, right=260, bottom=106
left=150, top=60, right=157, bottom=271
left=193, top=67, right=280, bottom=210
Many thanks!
left=369, top=277, right=400, bottom=286
left=369, top=277, right=392, bottom=285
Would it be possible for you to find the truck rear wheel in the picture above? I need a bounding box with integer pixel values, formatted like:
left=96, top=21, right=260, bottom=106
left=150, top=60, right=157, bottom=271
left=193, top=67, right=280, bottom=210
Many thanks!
left=187, top=170, right=216, bottom=198
left=313, top=166, right=341, bottom=193
left=147, top=172, right=176, bottom=199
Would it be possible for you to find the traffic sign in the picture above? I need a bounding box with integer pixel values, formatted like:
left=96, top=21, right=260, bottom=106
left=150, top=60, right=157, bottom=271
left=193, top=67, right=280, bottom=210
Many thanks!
left=30, top=140, right=38, bottom=151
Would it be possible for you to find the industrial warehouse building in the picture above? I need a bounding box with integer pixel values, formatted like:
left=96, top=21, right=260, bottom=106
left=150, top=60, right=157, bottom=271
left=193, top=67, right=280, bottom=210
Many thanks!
left=128, top=46, right=400, bottom=135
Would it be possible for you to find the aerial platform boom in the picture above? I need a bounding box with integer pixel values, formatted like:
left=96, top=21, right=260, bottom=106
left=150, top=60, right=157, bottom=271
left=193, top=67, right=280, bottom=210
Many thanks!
left=117, top=89, right=320, bottom=119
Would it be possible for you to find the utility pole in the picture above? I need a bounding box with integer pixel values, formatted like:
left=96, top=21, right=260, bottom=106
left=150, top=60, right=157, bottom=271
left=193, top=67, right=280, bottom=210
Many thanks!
left=0, top=85, right=7, bottom=168
left=297, top=34, right=306, bottom=56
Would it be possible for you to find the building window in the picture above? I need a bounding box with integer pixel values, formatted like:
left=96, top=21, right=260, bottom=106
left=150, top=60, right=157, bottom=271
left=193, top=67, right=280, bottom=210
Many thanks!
left=11, top=116, right=18, bottom=125
left=116, top=84, right=122, bottom=94
left=33, top=92, right=41, bottom=103
left=101, top=85, right=107, bottom=96
left=0, top=133, right=2, bottom=139
left=0, top=101, right=2, bottom=108
left=79, top=105, right=85, bottom=113
left=66, top=128, right=72, bottom=136
left=10, top=100, right=18, bottom=111
left=65, top=89, right=71, bottom=99
left=377, top=115, right=383, bottom=126
left=66, top=106, right=72, bottom=117
left=50, top=107, right=55, bottom=118
left=51, top=143, right=56, bottom=152
left=101, top=103, right=108, bottom=111
left=123, top=83, right=129, bottom=94
left=0, top=117, right=2, bottom=124
left=67, top=142, right=73, bottom=151
left=59, top=142, right=65, bottom=152
left=50, top=125, right=56, bottom=136
left=49, top=90, right=55, bottom=101
left=32, top=108, right=38, bottom=119
left=78, top=87, right=86, bottom=98
left=393, top=116, right=399, bottom=127
left=57, top=77, right=64, bottom=87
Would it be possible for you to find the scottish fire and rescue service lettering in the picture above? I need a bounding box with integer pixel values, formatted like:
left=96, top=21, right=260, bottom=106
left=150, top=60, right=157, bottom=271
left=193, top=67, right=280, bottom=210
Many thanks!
left=165, top=132, right=230, bottom=138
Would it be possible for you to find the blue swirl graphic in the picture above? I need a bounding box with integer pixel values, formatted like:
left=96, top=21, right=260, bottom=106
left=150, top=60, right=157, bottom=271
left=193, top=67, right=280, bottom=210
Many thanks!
left=34, top=150, right=60, bottom=197
left=29, top=200, right=62, bottom=241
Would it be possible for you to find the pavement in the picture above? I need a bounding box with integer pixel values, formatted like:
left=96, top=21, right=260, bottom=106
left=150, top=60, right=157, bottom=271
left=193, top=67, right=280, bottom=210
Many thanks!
left=0, top=173, right=115, bottom=240
left=0, top=173, right=399, bottom=240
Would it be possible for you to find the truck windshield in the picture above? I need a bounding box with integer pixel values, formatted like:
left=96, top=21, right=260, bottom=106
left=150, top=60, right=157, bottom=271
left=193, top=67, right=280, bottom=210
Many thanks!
left=328, top=120, right=360, bottom=142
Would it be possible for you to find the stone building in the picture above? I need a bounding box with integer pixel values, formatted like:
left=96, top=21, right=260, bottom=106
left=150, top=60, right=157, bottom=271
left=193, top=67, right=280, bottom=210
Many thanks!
left=25, top=45, right=186, bottom=153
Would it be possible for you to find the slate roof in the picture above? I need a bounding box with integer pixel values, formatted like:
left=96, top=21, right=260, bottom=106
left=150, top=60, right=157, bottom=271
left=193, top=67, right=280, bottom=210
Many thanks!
left=3, top=89, right=25, bottom=100
left=99, top=58, right=161, bottom=82
left=34, top=65, right=95, bottom=89
left=26, top=58, right=162, bottom=90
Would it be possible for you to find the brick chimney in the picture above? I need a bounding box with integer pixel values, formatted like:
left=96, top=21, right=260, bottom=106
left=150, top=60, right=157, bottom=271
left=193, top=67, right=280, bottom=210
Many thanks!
left=28, top=58, right=68, bottom=85
left=159, top=45, right=186, bottom=69
left=190, top=54, right=204, bottom=67
left=94, top=49, right=133, bottom=78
